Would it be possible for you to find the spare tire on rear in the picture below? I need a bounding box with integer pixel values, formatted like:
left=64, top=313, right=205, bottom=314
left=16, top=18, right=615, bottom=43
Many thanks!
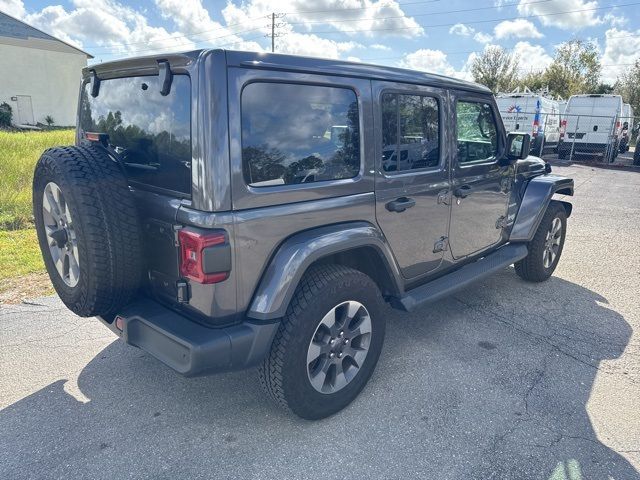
left=33, top=145, right=143, bottom=317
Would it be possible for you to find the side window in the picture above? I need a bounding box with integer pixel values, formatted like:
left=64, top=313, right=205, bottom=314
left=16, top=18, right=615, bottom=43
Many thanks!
left=241, top=82, right=360, bottom=187
left=381, top=93, right=440, bottom=173
left=456, top=101, right=498, bottom=164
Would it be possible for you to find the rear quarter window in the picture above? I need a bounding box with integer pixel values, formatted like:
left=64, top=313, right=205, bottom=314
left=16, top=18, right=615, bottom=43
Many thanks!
left=79, top=75, right=192, bottom=195
left=240, top=82, right=360, bottom=187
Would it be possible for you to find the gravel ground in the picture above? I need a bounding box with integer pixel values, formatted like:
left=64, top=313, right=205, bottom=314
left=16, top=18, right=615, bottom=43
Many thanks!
left=1, top=162, right=638, bottom=480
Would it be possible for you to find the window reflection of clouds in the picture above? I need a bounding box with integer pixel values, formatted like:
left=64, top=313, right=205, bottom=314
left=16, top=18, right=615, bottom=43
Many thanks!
left=84, top=76, right=191, bottom=141
left=79, top=75, right=192, bottom=194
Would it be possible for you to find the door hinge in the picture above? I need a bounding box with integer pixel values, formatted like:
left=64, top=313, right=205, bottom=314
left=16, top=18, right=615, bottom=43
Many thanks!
left=495, top=215, right=508, bottom=229
left=173, top=224, right=183, bottom=247
left=433, top=236, right=449, bottom=253
left=176, top=280, right=190, bottom=303
left=437, top=189, right=450, bottom=205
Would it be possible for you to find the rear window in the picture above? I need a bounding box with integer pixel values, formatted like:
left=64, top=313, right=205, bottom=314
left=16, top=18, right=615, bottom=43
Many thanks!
left=79, top=75, right=192, bottom=195
left=241, top=82, right=360, bottom=187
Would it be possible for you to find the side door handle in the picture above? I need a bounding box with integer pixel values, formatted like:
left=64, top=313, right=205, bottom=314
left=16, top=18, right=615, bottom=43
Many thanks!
left=454, top=185, right=472, bottom=199
left=386, top=197, right=416, bottom=213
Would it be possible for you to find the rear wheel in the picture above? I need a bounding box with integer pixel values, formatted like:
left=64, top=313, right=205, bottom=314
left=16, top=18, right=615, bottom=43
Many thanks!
left=515, top=202, right=567, bottom=282
left=258, top=265, right=386, bottom=420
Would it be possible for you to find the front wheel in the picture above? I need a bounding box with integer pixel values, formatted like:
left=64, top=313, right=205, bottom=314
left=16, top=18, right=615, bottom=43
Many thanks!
left=258, top=265, right=386, bottom=420
left=515, top=202, right=567, bottom=282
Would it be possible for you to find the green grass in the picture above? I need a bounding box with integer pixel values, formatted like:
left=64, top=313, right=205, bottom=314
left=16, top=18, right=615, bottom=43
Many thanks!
left=0, top=229, right=44, bottom=280
left=0, top=129, right=75, bottom=230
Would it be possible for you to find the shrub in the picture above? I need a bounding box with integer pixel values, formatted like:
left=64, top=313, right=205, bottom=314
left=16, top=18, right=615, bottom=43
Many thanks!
left=45, top=115, right=54, bottom=127
left=0, top=102, right=12, bottom=127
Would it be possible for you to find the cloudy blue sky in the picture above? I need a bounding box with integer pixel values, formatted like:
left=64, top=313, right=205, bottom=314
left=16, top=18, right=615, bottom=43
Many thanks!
left=2, top=0, right=639, bottom=83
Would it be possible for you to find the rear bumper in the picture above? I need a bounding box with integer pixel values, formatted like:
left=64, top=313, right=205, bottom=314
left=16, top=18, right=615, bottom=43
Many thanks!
left=99, top=299, right=279, bottom=377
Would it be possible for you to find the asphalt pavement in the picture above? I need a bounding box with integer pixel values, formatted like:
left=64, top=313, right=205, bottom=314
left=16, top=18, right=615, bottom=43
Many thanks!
left=1, top=162, right=639, bottom=480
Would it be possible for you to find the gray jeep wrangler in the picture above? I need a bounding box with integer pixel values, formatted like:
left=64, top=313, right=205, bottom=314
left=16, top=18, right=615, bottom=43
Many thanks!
left=33, top=50, right=574, bottom=419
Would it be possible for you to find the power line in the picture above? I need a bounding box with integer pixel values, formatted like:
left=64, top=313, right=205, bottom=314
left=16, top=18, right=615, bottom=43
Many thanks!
left=295, top=2, right=640, bottom=35
left=88, top=0, right=555, bottom=53
left=85, top=15, right=270, bottom=50
left=87, top=0, right=639, bottom=58
left=358, top=32, right=640, bottom=62
left=284, top=0, right=555, bottom=25
left=280, top=0, right=444, bottom=15
left=90, top=25, right=266, bottom=54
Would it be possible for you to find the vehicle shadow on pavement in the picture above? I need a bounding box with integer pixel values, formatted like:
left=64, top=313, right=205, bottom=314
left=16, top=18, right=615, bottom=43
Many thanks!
left=1, top=272, right=638, bottom=480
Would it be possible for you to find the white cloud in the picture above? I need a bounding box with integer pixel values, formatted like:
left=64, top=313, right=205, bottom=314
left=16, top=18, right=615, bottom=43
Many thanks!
left=222, top=0, right=424, bottom=39
left=449, top=23, right=474, bottom=37
left=512, top=41, right=553, bottom=74
left=7, top=0, right=205, bottom=58
left=399, top=49, right=459, bottom=77
left=370, top=43, right=391, bottom=51
left=474, top=32, right=493, bottom=44
left=601, top=27, right=640, bottom=83
left=603, top=12, right=627, bottom=28
left=517, top=0, right=600, bottom=30
left=0, top=0, right=25, bottom=17
left=494, top=19, right=543, bottom=39
left=154, top=0, right=262, bottom=52
left=277, top=31, right=361, bottom=58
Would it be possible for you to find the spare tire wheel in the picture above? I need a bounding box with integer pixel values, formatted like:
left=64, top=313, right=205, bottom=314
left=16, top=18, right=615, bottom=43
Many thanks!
left=33, top=145, right=143, bottom=317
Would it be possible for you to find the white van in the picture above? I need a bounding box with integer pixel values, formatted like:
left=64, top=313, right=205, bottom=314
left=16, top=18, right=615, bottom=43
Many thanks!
left=496, top=93, right=561, bottom=156
left=559, top=94, right=624, bottom=161
left=558, top=100, right=567, bottom=115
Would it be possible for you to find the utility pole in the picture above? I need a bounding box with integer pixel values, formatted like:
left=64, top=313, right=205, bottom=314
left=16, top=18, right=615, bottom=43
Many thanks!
left=271, top=12, right=275, bottom=53
left=266, top=12, right=286, bottom=53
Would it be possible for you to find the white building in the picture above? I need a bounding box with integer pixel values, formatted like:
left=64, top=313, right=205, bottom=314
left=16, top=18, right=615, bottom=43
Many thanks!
left=0, top=11, right=92, bottom=127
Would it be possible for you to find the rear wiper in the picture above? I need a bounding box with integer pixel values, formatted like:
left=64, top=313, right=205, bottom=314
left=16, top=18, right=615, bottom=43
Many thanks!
left=158, top=60, right=173, bottom=96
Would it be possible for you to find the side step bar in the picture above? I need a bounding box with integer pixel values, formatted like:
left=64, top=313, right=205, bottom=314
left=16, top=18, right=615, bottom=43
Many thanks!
left=395, top=243, right=528, bottom=312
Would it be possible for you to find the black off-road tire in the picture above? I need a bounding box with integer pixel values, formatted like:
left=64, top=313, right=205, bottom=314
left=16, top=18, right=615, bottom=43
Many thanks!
left=258, top=265, right=386, bottom=420
left=33, top=145, right=143, bottom=317
left=514, top=201, right=567, bottom=283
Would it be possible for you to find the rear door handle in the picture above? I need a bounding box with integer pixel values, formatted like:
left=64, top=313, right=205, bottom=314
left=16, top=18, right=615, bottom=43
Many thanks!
left=454, top=185, right=472, bottom=199
left=386, top=197, right=416, bottom=212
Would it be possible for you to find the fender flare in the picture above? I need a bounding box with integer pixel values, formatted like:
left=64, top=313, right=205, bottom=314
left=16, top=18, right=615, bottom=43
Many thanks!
left=247, top=222, right=402, bottom=321
left=509, top=174, right=574, bottom=242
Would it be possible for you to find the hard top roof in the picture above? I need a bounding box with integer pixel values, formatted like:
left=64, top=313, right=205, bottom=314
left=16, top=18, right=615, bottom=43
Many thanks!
left=86, top=49, right=490, bottom=94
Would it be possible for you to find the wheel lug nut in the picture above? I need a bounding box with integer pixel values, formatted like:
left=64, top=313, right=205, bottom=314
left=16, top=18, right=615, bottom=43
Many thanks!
left=339, top=331, right=344, bottom=337
left=329, top=352, right=335, bottom=359
left=344, top=339, right=349, bottom=345
left=337, top=353, right=343, bottom=358
left=330, top=339, right=335, bottom=345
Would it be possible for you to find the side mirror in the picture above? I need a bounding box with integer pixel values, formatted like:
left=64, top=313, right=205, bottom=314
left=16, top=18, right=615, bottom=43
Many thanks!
left=507, top=132, right=531, bottom=160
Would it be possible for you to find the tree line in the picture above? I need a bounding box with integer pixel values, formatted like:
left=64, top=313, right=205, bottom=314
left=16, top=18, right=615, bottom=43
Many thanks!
left=471, top=40, right=640, bottom=116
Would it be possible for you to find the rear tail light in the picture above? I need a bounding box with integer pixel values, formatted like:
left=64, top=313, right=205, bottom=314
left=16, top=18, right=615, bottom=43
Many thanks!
left=178, top=229, right=230, bottom=284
